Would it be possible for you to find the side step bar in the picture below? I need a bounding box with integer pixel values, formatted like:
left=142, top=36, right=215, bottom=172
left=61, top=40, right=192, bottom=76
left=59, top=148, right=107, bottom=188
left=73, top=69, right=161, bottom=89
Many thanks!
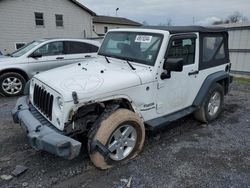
left=145, top=106, right=196, bottom=131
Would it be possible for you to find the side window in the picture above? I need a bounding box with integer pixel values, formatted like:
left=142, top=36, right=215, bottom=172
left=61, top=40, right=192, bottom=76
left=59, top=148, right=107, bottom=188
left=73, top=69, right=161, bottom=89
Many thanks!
left=65, top=42, right=98, bottom=54
left=35, top=41, right=63, bottom=56
left=202, top=36, right=225, bottom=62
left=166, top=37, right=196, bottom=65
left=55, top=14, right=63, bottom=27
left=34, top=12, right=44, bottom=26
left=15, top=43, right=26, bottom=50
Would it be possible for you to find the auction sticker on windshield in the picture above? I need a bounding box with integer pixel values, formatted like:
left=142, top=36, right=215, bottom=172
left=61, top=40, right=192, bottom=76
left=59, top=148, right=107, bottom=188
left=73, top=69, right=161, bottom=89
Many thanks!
left=135, top=35, right=152, bottom=43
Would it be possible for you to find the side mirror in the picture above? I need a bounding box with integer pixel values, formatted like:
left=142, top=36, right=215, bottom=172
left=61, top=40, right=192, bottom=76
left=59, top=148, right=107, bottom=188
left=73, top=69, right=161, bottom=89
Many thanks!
left=163, top=58, right=183, bottom=72
left=161, top=58, right=184, bottom=80
left=29, top=51, right=42, bottom=59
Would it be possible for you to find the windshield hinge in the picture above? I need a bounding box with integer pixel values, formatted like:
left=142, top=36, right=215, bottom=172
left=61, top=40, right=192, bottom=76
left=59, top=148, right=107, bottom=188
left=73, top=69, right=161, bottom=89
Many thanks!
left=157, top=82, right=164, bottom=89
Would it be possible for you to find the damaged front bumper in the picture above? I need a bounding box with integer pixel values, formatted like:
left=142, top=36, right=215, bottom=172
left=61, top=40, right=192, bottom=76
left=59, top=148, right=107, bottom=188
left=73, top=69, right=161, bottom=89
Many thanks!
left=12, top=96, right=81, bottom=159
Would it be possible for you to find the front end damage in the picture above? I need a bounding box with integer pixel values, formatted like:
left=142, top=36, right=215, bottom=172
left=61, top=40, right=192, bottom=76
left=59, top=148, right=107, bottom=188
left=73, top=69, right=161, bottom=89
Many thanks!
left=12, top=96, right=81, bottom=159
left=12, top=94, right=134, bottom=160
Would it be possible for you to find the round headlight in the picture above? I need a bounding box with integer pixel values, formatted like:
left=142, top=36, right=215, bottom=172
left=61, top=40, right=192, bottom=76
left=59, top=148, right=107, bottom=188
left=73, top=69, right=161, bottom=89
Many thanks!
left=57, top=97, right=64, bottom=110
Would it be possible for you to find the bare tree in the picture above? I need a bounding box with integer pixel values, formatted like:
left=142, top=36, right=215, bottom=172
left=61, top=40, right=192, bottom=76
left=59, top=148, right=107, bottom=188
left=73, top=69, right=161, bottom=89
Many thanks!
left=225, top=11, right=248, bottom=23
left=213, top=11, right=248, bottom=25
left=158, top=18, right=173, bottom=26
left=166, top=18, right=173, bottom=26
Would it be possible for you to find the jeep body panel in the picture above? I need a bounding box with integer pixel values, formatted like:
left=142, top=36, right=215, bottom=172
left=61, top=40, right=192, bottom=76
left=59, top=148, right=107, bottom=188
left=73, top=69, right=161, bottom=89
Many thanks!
left=30, top=64, right=156, bottom=130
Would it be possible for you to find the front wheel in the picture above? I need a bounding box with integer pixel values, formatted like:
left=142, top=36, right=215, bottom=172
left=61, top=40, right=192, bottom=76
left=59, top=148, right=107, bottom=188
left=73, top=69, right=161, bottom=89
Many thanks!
left=88, top=109, right=145, bottom=169
left=194, top=83, right=224, bottom=122
left=0, top=72, right=26, bottom=97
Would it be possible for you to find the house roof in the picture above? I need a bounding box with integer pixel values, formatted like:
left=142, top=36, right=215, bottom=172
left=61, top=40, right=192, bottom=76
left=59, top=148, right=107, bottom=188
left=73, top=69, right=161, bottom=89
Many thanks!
left=70, top=0, right=96, bottom=16
left=141, top=26, right=227, bottom=34
left=93, top=15, right=142, bottom=26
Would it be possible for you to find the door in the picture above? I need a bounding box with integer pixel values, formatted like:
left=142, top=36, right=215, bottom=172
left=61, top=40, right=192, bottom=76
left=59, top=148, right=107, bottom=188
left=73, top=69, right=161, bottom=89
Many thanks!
left=156, top=34, right=202, bottom=115
left=26, top=41, right=68, bottom=76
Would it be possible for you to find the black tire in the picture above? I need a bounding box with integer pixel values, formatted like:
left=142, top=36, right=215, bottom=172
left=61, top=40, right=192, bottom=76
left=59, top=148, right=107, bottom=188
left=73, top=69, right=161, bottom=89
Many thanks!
left=0, top=72, right=26, bottom=97
left=194, top=83, right=224, bottom=123
left=88, top=109, right=145, bottom=169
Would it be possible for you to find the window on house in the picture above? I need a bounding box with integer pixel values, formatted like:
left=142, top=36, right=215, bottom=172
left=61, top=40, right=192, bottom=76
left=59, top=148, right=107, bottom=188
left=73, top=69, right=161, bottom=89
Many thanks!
left=15, top=43, right=26, bottom=50
left=55, top=14, right=63, bottom=27
left=35, top=12, right=44, bottom=26
left=104, top=26, right=108, bottom=33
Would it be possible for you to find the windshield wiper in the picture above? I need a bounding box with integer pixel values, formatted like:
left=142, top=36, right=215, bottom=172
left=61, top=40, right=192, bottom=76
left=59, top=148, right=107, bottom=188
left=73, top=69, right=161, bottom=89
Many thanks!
left=104, top=56, right=111, bottom=64
left=101, top=53, right=135, bottom=70
left=125, top=60, right=136, bottom=70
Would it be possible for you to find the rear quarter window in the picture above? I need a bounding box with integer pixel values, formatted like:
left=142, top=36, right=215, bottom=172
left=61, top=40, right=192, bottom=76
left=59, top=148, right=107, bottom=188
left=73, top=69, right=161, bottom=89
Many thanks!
left=65, top=41, right=98, bottom=54
left=202, top=37, right=225, bottom=62
left=199, top=33, right=229, bottom=70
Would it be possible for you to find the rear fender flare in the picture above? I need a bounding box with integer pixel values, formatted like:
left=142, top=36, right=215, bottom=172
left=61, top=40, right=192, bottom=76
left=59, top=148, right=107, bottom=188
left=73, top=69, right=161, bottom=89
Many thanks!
left=193, top=71, right=230, bottom=107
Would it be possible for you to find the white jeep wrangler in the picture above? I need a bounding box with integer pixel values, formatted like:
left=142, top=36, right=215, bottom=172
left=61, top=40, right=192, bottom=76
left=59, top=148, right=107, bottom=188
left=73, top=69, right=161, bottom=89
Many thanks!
left=12, top=26, right=232, bottom=169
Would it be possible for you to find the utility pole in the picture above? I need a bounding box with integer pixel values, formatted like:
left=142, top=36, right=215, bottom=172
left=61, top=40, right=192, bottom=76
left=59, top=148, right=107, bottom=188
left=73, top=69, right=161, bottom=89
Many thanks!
left=193, top=16, right=195, bottom=25
left=116, top=8, right=119, bottom=17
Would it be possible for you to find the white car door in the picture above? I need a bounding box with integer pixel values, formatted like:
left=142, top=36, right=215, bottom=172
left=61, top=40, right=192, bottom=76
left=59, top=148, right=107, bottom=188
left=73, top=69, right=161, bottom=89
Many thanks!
left=26, top=41, right=69, bottom=76
left=156, top=34, right=203, bottom=115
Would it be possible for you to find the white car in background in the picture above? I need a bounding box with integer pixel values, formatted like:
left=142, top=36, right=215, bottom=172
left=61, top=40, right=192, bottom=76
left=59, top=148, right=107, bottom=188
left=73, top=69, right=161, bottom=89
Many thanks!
left=0, top=39, right=100, bottom=96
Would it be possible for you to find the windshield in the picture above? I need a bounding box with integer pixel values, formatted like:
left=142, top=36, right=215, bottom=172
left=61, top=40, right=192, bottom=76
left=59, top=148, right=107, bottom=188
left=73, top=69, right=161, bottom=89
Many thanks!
left=98, top=32, right=163, bottom=66
left=11, top=41, right=42, bottom=57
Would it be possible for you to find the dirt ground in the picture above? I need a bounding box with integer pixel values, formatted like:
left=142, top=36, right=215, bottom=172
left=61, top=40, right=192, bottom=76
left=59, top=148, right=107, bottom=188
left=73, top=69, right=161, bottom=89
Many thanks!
left=0, top=82, right=249, bottom=188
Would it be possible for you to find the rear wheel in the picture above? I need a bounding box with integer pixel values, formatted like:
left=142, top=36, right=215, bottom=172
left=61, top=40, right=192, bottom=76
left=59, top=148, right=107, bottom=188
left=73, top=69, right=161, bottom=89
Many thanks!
left=194, top=83, right=224, bottom=122
left=0, top=72, right=26, bottom=97
left=88, top=109, right=145, bottom=169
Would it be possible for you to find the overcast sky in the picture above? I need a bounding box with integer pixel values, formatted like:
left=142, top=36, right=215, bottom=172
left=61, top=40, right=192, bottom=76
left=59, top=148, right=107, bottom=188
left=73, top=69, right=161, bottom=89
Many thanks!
left=78, top=0, right=250, bottom=26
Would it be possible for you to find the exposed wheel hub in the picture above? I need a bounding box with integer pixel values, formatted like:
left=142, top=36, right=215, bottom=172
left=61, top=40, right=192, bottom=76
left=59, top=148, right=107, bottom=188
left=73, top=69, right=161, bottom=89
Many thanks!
left=108, top=124, right=137, bottom=161
left=208, top=91, right=221, bottom=116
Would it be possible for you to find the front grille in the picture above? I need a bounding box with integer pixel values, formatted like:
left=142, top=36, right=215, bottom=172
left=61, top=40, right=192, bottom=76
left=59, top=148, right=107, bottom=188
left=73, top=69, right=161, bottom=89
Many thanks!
left=33, top=84, right=54, bottom=120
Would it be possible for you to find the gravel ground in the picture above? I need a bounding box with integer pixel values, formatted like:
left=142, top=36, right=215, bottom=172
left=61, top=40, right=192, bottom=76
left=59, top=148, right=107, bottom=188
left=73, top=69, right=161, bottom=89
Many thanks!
left=0, top=82, right=249, bottom=188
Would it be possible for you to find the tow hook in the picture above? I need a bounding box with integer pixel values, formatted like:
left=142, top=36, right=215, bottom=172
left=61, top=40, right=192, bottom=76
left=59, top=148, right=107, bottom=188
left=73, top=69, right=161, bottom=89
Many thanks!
left=90, top=140, right=111, bottom=161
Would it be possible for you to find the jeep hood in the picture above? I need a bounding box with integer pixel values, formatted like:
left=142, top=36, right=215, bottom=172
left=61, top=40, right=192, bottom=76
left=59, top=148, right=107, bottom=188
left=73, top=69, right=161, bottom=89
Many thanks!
left=34, top=57, right=153, bottom=102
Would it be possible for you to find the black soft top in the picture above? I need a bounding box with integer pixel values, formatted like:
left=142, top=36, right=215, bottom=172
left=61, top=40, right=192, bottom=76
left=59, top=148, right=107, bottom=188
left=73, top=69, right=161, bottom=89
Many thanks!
left=141, top=26, right=227, bottom=34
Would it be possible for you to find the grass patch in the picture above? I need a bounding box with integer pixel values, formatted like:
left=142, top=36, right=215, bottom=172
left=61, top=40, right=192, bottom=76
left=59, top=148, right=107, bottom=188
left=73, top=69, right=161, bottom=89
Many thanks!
left=234, top=76, right=250, bottom=84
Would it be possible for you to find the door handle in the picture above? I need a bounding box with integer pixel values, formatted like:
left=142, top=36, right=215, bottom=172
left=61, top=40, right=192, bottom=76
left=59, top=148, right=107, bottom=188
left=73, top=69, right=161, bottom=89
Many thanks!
left=84, top=55, right=91, bottom=58
left=56, top=57, right=64, bottom=60
left=188, top=70, right=199, bottom=76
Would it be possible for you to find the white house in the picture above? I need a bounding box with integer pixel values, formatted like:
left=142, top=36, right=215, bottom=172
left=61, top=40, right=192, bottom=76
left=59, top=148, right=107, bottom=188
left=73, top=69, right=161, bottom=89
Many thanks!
left=0, top=0, right=142, bottom=54
left=0, top=0, right=97, bottom=54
